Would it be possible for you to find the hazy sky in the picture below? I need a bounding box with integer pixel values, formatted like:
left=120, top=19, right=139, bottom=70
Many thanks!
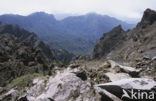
left=0, top=0, right=156, bottom=19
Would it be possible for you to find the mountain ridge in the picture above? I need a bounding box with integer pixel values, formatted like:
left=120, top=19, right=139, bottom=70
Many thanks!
left=0, top=12, right=135, bottom=55
left=92, top=8, right=156, bottom=62
left=0, top=22, right=74, bottom=63
left=0, top=9, right=156, bottom=101
left=0, top=21, right=74, bottom=86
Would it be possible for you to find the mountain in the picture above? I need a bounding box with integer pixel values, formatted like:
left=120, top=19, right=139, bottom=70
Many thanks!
left=0, top=9, right=156, bottom=101
left=0, top=33, right=51, bottom=86
left=93, top=25, right=126, bottom=59
left=0, top=12, right=135, bottom=54
left=54, top=13, right=79, bottom=20
left=0, top=22, right=74, bottom=63
left=0, top=22, right=74, bottom=86
left=93, top=8, right=156, bottom=62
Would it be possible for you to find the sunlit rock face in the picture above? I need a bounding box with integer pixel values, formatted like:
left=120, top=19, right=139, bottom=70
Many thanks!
left=1, top=61, right=156, bottom=101
left=94, top=78, right=156, bottom=101
left=23, top=68, right=100, bottom=101
left=95, top=78, right=156, bottom=90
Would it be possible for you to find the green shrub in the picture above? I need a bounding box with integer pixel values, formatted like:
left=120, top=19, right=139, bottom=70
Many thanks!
left=9, top=73, right=42, bottom=88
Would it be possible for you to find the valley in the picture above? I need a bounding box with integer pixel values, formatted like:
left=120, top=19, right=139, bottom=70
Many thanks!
left=0, top=8, right=156, bottom=101
left=0, top=13, right=135, bottom=55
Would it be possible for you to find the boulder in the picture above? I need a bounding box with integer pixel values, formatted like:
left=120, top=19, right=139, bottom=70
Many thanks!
left=94, top=78, right=156, bottom=101
left=104, top=72, right=131, bottom=82
left=69, top=63, right=80, bottom=69
left=108, top=60, right=141, bottom=77
left=0, top=88, right=19, bottom=101
left=95, top=78, right=156, bottom=90
left=99, top=61, right=111, bottom=68
left=73, top=69, right=87, bottom=81
left=18, top=68, right=100, bottom=101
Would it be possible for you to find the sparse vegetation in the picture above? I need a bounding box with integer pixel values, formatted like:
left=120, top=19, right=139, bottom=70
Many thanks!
left=9, top=73, right=43, bottom=88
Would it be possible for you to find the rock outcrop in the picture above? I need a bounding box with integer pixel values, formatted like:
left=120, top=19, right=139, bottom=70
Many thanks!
left=93, top=8, right=156, bottom=62
left=0, top=66, right=156, bottom=101
left=95, top=78, right=156, bottom=101
left=137, top=8, right=156, bottom=28
left=0, top=67, right=101, bottom=101
left=93, top=25, right=126, bottom=59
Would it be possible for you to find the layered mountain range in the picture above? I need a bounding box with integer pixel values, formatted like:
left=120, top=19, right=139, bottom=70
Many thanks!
left=0, top=9, right=156, bottom=101
left=0, top=13, right=135, bottom=54
left=0, top=22, right=73, bottom=86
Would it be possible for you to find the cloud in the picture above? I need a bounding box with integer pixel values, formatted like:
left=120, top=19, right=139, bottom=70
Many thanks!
left=0, top=0, right=156, bottom=19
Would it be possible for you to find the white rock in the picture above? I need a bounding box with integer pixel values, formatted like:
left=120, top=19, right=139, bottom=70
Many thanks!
left=105, top=72, right=131, bottom=81
left=108, top=60, right=140, bottom=73
left=95, top=78, right=156, bottom=90
left=26, top=68, right=97, bottom=101
left=94, top=86, right=122, bottom=101
left=152, top=56, right=156, bottom=61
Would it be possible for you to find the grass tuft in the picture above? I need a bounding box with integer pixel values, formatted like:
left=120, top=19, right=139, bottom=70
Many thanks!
left=9, top=73, right=42, bottom=88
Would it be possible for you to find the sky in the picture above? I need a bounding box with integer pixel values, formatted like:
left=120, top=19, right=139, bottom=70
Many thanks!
left=0, top=0, right=156, bottom=22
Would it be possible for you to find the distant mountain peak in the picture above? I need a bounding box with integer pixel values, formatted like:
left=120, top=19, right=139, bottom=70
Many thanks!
left=0, top=12, right=134, bottom=55
left=137, top=8, right=156, bottom=28
left=105, top=25, right=124, bottom=35
left=29, top=12, right=49, bottom=16
left=86, top=12, right=99, bottom=16
left=28, top=12, right=55, bottom=19
left=111, top=25, right=123, bottom=32
left=93, top=24, right=126, bottom=59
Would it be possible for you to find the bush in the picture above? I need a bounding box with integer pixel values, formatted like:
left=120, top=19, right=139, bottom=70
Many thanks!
left=9, top=73, right=42, bottom=88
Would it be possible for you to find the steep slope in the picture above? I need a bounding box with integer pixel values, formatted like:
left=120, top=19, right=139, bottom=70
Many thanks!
left=137, top=8, right=156, bottom=28
left=0, top=22, right=74, bottom=63
left=0, top=12, right=135, bottom=54
left=93, top=25, right=126, bottom=59
left=0, top=34, right=51, bottom=86
left=93, top=9, right=156, bottom=61
left=0, top=22, right=73, bottom=87
left=0, top=22, right=56, bottom=60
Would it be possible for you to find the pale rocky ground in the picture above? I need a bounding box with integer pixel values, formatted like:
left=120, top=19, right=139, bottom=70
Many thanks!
left=0, top=59, right=156, bottom=101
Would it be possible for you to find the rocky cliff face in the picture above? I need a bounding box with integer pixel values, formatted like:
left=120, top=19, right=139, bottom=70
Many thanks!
left=93, top=9, right=156, bottom=62
left=137, top=8, right=156, bottom=28
left=92, top=25, right=126, bottom=59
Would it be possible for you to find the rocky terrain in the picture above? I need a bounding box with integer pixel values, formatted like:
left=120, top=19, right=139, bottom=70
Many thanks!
left=93, top=9, right=156, bottom=61
left=0, top=12, right=134, bottom=54
left=0, top=59, right=155, bottom=101
left=0, top=22, right=74, bottom=63
left=0, top=8, right=156, bottom=101
left=0, top=34, right=51, bottom=87
left=0, top=23, right=73, bottom=87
